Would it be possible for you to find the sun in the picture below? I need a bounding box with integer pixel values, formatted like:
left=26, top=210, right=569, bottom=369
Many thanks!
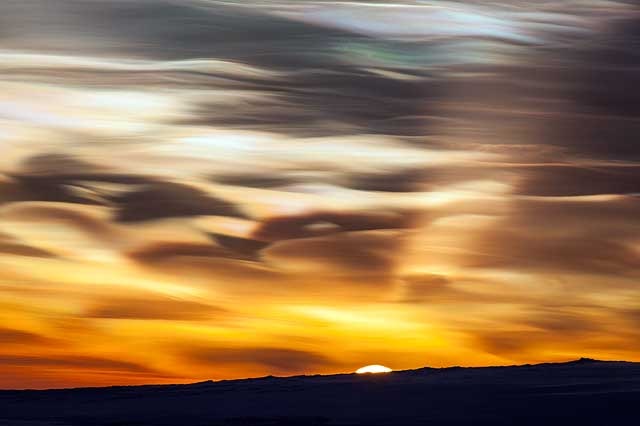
left=356, top=365, right=392, bottom=374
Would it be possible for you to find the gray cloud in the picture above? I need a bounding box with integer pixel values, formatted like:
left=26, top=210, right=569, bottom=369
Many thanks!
left=457, top=197, right=640, bottom=275
left=128, top=242, right=240, bottom=263
left=265, top=230, right=404, bottom=277
left=209, top=234, right=271, bottom=261
left=253, top=211, right=416, bottom=242
left=513, top=165, right=640, bottom=196
left=109, top=182, right=246, bottom=223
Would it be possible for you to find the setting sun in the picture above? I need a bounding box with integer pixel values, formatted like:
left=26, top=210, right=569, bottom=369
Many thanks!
left=356, top=365, right=393, bottom=374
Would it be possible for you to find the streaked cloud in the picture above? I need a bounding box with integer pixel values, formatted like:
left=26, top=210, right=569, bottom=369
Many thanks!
left=0, top=0, right=639, bottom=388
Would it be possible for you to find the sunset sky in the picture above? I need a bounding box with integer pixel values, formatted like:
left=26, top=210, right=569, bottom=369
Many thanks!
left=1, top=0, right=640, bottom=389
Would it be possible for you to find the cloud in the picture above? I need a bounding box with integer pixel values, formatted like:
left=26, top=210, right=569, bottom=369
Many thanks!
left=343, top=165, right=500, bottom=193
left=0, top=0, right=359, bottom=65
left=0, top=354, right=155, bottom=374
left=184, top=347, right=335, bottom=374
left=214, top=174, right=301, bottom=189
left=264, top=230, right=404, bottom=277
left=128, top=241, right=236, bottom=263
left=126, top=241, right=282, bottom=286
left=1, top=154, right=151, bottom=206
left=0, top=203, right=114, bottom=237
left=514, top=165, right=640, bottom=196
left=127, top=236, right=273, bottom=265
left=253, top=211, right=416, bottom=242
left=464, top=228, right=640, bottom=275
left=109, top=182, right=246, bottom=223
left=1, top=0, right=640, bottom=387
left=399, top=274, right=453, bottom=303
left=209, top=234, right=271, bottom=261
left=471, top=306, right=619, bottom=360
left=0, top=328, right=53, bottom=345
left=344, top=169, right=427, bottom=193
left=0, top=175, right=103, bottom=206
left=0, top=241, right=55, bottom=258
left=184, top=59, right=447, bottom=138
left=276, top=3, right=535, bottom=43
left=85, top=296, right=227, bottom=321
left=4, top=154, right=246, bottom=225
left=454, top=197, right=640, bottom=275
left=16, top=153, right=153, bottom=185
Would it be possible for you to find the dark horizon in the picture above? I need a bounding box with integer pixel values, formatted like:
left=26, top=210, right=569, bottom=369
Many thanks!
left=2, top=358, right=638, bottom=425
left=0, top=357, right=630, bottom=391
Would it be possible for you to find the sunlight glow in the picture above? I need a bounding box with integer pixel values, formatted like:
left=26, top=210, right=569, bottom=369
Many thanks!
left=356, top=365, right=392, bottom=374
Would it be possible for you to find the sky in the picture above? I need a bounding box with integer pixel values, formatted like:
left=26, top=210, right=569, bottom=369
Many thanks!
left=1, top=0, right=639, bottom=389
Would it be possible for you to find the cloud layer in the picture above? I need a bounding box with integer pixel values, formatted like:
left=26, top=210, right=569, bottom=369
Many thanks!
left=0, top=0, right=639, bottom=388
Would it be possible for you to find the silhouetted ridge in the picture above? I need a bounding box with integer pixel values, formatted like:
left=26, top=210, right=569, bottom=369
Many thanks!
left=1, top=360, right=638, bottom=425
left=568, top=357, right=602, bottom=364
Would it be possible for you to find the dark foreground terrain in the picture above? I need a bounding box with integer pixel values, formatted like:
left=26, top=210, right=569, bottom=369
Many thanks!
left=1, top=359, right=638, bottom=426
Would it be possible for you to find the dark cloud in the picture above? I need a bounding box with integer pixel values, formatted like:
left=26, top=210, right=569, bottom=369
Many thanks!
left=17, top=154, right=152, bottom=185
left=0, top=207, right=76, bottom=262
left=525, top=309, right=598, bottom=334
left=5, top=155, right=245, bottom=224
left=619, top=309, right=640, bottom=329
left=1, top=204, right=113, bottom=238
left=508, top=197, right=640, bottom=234
left=214, top=174, right=302, bottom=189
left=109, top=182, right=246, bottom=223
left=1, top=154, right=152, bottom=206
left=343, top=165, right=501, bottom=193
left=188, top=68, right=443, bottom=137
left=473, top=307, right=616, bottom=359
left=572, top=17, right=640, bottom=118
left=539, top=115, right=640, bottom=162
left=345, top=169, right=427, bottom=193
left=474, top=331, right=547, bottom=358
left=0, top=354, right=154, bottom=373
left=458, top=197, right=640, bottom=275
left=464, top=228, right=640, bottom=275
left=184, top=347, right=334, bottom=374
left=215, top=166, right=476, bottom=194
left=0, top=242, right=55, bottom=258
left=209, top=234, right=271, bottom=261
left=265, top=231, right=403, bottom=276
left=253, top=211, right=415, bottom=242
left=0, top=0, right=362, bottom=66
left=0, top=328, right=52, bottom=345
left=85, top=297, right=227, bottom=321
left=399, top=274, right=453, bottom=303
left=128, top=242, right=237, bottom=263
left=514, top=165, right=640, bottom=196
left=127, top=241, right=282, bottom=285
left=520, top=16, right=640, bottom=161
left=397, top=274, right=536, bottom=305
left=0, top=176, right=103, bottom=206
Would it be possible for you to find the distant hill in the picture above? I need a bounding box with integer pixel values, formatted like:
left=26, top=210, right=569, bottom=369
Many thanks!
left=1, top=359, right=638, bottom=425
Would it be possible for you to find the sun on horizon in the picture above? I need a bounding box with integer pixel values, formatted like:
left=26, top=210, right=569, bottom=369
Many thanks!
left=356, top=365, right=393, bottom=374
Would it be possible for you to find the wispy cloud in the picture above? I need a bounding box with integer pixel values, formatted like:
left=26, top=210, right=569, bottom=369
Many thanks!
left=0, top=0, right=639, bottom=388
